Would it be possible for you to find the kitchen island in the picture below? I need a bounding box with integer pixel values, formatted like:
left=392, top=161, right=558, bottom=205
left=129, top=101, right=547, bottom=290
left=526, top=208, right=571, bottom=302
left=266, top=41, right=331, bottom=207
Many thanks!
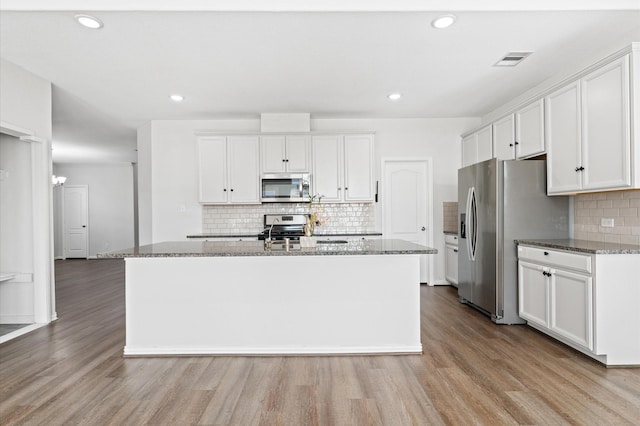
left=101, top=239, right=436, bottom=356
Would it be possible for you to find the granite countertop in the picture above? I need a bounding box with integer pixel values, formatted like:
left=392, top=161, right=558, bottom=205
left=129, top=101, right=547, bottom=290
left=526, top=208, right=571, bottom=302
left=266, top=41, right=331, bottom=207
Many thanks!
left=99, top=239, right=436, bottom=258
left=516, top=239, right=640, bottom=255
left=186, top=232, right=383, bottom=239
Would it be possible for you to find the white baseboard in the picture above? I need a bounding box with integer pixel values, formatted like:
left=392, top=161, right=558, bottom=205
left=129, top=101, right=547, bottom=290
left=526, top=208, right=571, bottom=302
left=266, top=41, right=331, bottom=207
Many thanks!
left=123, top=344, right=423, bottom=357
left=0, top=314, right=35, bottom=323
left=431, top=279, right=452, bottom=286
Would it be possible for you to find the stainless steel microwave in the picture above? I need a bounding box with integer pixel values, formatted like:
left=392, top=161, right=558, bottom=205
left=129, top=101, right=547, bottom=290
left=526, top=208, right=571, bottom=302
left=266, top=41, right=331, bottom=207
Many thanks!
left=261, top=174, right=310, bottom=203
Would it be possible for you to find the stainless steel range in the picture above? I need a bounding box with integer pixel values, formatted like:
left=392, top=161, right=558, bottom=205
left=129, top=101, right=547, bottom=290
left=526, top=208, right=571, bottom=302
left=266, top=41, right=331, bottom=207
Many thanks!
left=259, top=214, right=307, bottom=241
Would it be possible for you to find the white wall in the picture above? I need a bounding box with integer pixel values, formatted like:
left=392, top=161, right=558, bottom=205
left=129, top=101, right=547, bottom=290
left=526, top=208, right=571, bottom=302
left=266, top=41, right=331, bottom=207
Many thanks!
left=0, top=59, right=52, bottom=140
left=0, top=58, right=54, bottom=324
left=53, top=163, right=135, bottom=257
left=139, top=117, right=479, bottom=283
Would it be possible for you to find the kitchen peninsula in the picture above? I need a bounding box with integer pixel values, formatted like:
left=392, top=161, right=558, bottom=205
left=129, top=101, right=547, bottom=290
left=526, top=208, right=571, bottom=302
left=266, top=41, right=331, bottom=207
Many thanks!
left=101, top=239, right=436, bottom=356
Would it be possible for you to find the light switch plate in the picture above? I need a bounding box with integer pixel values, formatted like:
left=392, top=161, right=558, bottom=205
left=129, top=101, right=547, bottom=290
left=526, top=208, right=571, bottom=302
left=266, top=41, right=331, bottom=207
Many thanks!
left=601, top=218, right=615, bottom=228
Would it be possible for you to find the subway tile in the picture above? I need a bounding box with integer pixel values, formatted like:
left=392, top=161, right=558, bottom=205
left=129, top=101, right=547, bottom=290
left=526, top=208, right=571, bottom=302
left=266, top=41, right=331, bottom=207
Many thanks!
left=619, top=208, right=638, bottom=217
left=625, top=217, right=640, bottom=226
left=592, top=193, right=608, bottom=200
left=605, top=192, right=624, bottom=200
left=629, top=199, right=640, bottom=208
left=602, top=208, right=619, bottom=217
left=620, top=235, right=639, bottom=245
left=612, top=199, right=630, bottom=208
left=623, top=190, right=640, bottom=199
left=588, top=209, right=603, bottom=217
left=596, top=200, right=612, bottom=209
left=604, top=234, right=621, bottom=243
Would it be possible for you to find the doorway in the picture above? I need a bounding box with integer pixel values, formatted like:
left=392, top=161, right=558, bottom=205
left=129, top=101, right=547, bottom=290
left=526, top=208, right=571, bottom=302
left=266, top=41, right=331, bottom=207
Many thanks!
left=382, top=159, right=433, bottom=284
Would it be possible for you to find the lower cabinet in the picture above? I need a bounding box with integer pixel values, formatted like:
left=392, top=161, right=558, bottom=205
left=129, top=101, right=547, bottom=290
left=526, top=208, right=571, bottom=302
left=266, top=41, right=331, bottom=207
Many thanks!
left=517, top=244, right=639, bottom=366
left=444, top=234, right=458, bottom=286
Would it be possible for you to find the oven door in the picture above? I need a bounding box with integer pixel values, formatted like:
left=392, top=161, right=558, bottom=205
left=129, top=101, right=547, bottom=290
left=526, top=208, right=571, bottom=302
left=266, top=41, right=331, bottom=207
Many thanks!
left=261, top=174, right=309, bottom=202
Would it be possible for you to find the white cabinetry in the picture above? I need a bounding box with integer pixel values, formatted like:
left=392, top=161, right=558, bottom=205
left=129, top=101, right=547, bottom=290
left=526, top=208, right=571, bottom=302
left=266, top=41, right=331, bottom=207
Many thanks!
left=444, top=234, right=458, bottom=286
left=547, top=54, right=632, bottom=195
left=517, top=244, right=640, bottom=366
left=461, top=125, right=493, bottom=167
left=494, top=100, right=545, bottom=160
left=260, top=135, right=310, bottom=173
left=198, top=136, right=260, bottom=204
left=312, top=134, right=374, bottom=202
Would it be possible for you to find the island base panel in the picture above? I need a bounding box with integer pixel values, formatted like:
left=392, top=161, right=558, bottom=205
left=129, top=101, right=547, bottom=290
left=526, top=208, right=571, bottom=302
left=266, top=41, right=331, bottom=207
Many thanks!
left=124, top=255, right=422, bottom=356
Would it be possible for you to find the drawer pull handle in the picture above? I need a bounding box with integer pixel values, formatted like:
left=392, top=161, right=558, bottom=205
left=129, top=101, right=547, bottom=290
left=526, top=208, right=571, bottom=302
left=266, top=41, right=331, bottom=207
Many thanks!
left=543, top=251, right=549, bottom=256
left=453, top=249, right=458, bottom=253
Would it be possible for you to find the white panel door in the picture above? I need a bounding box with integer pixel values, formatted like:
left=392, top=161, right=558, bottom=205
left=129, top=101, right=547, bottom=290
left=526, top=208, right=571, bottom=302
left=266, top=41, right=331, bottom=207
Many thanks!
left=344, top=134, right=374, bottom=202
left=198, top=137, right=228, bottom=203
left=550, top=268, right=593, bottom=350
left=383, top=160, right=430, bottom=283
left=516, top=99, right=545, bottom=159
left=581, top=55, right=631, bottom=191
left=312, top=135, right=342, bottom=201
left=546, top=81, right=582, bottom=194
left=260, top=135, right=286, bottom=173
left=518, top=261, right=548, bottom=328
left=461, top=134, right=477, bottom=167
left=228, top=136, right=260, bottom=204
left=493, top=114, right=515, bottom=160
left=476, top=125, right=493, bottom=163
left=64, top=185, right=88, bottom=259
left=284, top=135, right=310, bottom=173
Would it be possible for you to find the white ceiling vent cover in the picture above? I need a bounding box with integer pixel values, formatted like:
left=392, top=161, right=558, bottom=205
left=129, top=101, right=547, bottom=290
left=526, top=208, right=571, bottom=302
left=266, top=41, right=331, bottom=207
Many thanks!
left=494, top=52, right=533, bottom=67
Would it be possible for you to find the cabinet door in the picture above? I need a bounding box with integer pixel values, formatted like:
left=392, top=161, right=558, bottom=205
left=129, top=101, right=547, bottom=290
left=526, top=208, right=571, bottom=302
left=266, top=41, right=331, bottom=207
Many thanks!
left=284, top=135, right=310, bottom=173
left=344, top=134, right=374, bottom=202
left=493, top=114, right=516, bottom=160
left=518, top=261, right=548, bottom=327
left=198, top=137, right=228, bottom=203
left=228, top=136, right=260, bottom=204
left=312, top=135, right=342, bottom=201
left=546, top=81, right=582, bottom=195
left=476, top=125, right=493, bottom=163
left=260, top=135, right=286, bottom=173
left=516, top=99, right=545, bottom=159
left=461, top=134, right=477, bottom=167
left=581, top=55, right=631, bottom=191
left=549, top=268, right=593, bottom=351
left=445, top=244, right=458, bottom=285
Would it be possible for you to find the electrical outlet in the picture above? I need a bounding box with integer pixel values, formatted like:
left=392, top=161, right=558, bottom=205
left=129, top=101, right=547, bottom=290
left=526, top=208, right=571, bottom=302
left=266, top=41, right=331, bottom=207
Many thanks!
left=601, top=218, right=615, bottom=228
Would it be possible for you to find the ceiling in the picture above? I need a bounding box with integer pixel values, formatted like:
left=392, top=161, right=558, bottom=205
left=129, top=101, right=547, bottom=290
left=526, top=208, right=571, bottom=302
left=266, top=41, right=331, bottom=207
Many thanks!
left=1, top=1, right=639, bottom=164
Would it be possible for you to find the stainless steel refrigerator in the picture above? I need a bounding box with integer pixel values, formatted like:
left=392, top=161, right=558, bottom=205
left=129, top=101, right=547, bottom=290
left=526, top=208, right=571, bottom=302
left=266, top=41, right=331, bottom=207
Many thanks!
left=458, top=158, right=569, bottom=324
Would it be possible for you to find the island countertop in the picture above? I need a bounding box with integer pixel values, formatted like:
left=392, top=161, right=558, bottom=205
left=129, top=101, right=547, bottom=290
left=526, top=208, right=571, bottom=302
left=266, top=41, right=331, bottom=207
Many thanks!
left=515, top=239, right=640, bottom=255
left=99, top=239, right=436, bottom=258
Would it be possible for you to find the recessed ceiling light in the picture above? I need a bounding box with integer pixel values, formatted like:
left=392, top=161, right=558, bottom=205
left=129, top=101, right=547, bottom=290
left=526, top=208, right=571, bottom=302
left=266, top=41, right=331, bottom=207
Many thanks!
left=170, top=94, right=184, bottom=102
left=388, top=93, right=402, bottom=101
left=74, top=14, right=103, bottom=29
left=431, top=14, right=456, bottom=29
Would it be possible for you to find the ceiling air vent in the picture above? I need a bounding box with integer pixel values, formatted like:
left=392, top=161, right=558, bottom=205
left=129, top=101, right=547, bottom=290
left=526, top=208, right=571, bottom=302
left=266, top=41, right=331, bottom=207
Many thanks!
left=494, top=52, right=533, bottom=67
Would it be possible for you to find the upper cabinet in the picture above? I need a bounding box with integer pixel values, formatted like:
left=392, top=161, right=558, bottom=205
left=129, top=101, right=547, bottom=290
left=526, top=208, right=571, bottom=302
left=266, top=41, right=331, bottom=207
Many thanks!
left=198, top=136, right=260, bottom=204
left=312, top=134, right=375, bottom=202
left=260, top=135, right=310, bottom=173
left=461, top=44, right=639, bottom=196
left=461, top=125, right=492, bottom=167
left=547, top=55, right=632, bottom=195
left=494, top=100, right=545, bottom=160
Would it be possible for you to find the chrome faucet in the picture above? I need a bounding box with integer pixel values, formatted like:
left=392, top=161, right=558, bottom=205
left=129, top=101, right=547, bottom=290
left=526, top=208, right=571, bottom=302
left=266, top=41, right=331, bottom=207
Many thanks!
left=265, top=218, right=279, bottom=248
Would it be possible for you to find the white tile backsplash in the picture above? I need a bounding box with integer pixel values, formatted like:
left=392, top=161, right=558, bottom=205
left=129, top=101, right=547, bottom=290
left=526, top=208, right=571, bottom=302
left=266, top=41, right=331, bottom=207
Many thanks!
left=573, top=189, right=640, bottom=245
left=202, top=203, right=376, bottom=234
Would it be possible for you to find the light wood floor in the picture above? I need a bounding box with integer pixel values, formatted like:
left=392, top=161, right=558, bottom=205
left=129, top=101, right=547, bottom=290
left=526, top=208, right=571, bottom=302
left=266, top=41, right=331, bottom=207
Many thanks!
left=1, top=259, right=639, bottom=425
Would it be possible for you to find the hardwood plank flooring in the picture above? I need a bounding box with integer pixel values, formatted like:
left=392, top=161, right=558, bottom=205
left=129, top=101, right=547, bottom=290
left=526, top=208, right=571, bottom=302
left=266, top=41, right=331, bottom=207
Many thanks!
left=1, top=259, right=639, bottom=425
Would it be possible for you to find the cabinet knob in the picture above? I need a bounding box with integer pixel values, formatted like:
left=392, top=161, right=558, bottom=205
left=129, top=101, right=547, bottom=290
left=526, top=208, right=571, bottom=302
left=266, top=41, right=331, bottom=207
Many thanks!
left=543, top=251, right=549, bottom=256
left=453, top=249, right=458, bottom=253
left=421, top=227, right=426, bottom=231
left=509, top=143, right=514, bottom=147
left=514, top=141, right=519, bottom=145
left=230, top=189, right=234, bottom=192
left=223, top=189, right=227, bottom=192
left=579, top=166, right=585, bottom=171
left=338, top=187, right=342, bottom=190
left=286, top=159, right=289, bottom=162
left=345, top=187, right=349, bottom=190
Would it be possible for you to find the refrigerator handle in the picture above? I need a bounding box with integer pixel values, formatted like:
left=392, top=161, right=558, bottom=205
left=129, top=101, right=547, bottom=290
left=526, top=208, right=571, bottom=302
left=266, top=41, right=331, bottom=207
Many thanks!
left=465, top=187, right=477, bottom=261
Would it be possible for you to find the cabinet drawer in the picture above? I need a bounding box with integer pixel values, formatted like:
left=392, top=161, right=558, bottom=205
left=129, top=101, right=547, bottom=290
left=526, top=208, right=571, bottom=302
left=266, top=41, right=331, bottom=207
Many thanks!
left=445, top=234, right=459, bottom=246
left=518, top=246, right=592, bottom=274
